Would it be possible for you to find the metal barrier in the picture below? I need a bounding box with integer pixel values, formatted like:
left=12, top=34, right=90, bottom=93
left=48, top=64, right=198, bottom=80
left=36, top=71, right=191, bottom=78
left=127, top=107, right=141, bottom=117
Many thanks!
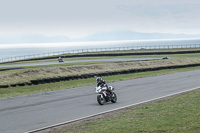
left=0, top=44, right=200, bottom=63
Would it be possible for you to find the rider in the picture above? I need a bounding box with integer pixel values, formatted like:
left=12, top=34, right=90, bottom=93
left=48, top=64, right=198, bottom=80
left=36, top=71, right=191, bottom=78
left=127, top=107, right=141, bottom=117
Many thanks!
left=96, top=77, right=113, bottom=100
left=96, top=77, right=108, bottom=90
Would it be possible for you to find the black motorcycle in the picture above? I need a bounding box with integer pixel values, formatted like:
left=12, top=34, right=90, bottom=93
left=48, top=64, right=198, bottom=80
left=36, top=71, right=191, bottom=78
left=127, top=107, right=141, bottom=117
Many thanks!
left=95, top=85, right=117, bottom=105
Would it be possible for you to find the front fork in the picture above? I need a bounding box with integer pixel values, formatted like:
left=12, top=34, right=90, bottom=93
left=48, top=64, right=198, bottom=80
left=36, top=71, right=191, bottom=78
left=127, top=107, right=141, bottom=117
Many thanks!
left=98, top=93, right=104, bottom=99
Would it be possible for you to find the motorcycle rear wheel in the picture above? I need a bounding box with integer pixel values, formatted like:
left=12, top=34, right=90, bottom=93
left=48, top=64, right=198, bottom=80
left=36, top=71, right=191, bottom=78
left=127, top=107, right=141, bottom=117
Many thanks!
left=97, top=95, right=105, bottom=105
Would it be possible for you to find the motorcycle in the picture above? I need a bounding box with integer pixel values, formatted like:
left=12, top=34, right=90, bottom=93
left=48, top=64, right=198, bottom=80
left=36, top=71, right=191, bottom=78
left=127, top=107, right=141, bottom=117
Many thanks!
left=95, top=85, right=117, bottom=105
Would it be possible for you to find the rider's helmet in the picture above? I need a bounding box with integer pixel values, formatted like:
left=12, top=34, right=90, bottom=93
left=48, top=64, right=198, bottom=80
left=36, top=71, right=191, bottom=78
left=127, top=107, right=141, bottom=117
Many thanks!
left=96, top=77, right=102, bottom=83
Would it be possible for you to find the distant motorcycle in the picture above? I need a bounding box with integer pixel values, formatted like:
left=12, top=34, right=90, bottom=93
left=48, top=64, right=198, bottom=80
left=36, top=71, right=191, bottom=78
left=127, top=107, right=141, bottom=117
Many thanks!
left=95, top=85, right=117, bottom=105
left=58, top=57, right=64, bottom=63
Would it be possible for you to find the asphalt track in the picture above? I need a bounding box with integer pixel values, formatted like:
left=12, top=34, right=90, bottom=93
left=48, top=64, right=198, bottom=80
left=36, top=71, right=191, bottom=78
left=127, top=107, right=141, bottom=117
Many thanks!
left=0, top=58, right=163, bottom=68
left=0, top=69, right=199, bottom=133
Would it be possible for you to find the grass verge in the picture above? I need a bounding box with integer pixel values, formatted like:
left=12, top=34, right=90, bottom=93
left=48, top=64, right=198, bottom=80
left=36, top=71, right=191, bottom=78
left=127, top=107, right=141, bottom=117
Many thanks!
left=47, top=89, right=200, bottom=133
left=1, top=57, right=200, bottom=86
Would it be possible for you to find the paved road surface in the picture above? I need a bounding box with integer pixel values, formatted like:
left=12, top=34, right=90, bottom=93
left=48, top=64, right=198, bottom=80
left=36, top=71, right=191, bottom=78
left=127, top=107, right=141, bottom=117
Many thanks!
left=0, top=58, right=163, bottom=68
left=0, top=69, right=199, bottom=133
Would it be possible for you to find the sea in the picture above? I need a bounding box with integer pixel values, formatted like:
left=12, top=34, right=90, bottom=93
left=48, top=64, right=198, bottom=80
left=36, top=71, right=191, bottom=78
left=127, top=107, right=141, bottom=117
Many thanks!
left=0, top=39, right=200, bottom=60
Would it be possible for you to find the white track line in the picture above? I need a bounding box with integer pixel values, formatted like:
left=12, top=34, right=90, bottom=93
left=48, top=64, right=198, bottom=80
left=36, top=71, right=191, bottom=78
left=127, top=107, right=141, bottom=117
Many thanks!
left=26, top=87, right=199, bottom=133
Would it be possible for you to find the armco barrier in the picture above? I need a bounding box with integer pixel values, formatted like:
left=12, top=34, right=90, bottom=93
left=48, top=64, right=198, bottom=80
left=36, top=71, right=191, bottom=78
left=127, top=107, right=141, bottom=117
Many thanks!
left=1, top=50, right=200, bottom=64
left=1, top=63, right=200, bottom=89
left=1, top=44, right=200, bottom=63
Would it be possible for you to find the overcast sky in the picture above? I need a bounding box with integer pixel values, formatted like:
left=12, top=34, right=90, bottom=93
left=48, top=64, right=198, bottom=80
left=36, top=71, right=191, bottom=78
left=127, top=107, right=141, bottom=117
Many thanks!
left=0, top=0, right=200, bottom=39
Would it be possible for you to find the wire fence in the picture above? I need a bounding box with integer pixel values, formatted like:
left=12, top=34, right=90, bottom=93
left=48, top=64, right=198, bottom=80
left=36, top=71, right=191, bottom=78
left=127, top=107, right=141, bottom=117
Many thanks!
left=1, top=44, right=200, bottom=63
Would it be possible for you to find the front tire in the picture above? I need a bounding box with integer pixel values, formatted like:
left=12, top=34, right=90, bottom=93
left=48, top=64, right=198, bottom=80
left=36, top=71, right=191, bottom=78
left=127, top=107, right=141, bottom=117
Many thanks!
left=111, top=92, right=117, bottom=103
left=97, top=95, right=105, bottom=105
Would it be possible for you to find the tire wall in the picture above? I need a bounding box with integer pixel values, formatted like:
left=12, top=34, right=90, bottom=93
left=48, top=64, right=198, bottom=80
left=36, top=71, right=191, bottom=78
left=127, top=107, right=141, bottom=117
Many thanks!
left=1, top=63, right=200, bottom=88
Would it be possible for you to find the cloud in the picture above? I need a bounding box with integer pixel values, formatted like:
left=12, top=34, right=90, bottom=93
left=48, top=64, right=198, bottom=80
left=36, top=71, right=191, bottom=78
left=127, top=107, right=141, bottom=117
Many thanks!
left=0, top=0, right=200, bottom=39
left=115, top=2, right=200, bottom=34
left=118, top=3, right=200, bottom=18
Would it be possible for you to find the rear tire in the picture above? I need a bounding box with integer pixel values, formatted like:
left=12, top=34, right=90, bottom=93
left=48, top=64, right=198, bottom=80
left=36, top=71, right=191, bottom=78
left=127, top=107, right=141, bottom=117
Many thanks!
left=111, top=92, right=117, bottom=103
left=97, top=95, right=105, bottom=105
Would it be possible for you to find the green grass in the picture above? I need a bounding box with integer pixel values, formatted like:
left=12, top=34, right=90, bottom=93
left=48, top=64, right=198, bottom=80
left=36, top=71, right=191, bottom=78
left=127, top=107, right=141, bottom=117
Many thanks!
left=1, top=65, right=200, bottom=99
left=48, top=89, right=200, bottom=133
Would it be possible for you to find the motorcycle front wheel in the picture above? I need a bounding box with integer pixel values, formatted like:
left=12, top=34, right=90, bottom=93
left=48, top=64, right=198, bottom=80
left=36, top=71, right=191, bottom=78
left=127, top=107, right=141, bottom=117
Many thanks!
left=97, top=95, right=105, bottom=105
left=111, top=92, right=117, bottom=103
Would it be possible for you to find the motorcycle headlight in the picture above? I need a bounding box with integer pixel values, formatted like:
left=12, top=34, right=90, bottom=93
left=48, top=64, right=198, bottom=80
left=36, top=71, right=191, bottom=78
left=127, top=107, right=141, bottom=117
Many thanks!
left=96, top=88, right=101, bottom=93
left=95, top=87, right=102, bottom=93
